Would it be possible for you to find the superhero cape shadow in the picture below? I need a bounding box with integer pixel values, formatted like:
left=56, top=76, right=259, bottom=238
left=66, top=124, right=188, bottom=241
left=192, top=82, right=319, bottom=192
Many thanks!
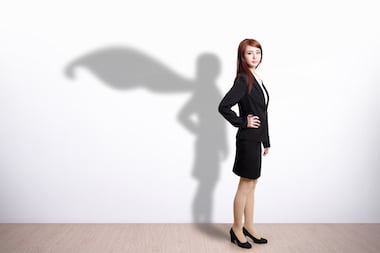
left=64, top=46, right=194, bottom=92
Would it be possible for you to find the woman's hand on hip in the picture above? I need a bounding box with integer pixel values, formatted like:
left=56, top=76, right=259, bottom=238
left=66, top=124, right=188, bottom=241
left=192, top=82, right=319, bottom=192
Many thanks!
left=247, top=114, right=260, bottom=128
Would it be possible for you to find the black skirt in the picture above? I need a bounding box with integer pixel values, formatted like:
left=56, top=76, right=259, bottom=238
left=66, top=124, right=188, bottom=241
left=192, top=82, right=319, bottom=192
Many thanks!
left=233, top=140, right=262, bottom=179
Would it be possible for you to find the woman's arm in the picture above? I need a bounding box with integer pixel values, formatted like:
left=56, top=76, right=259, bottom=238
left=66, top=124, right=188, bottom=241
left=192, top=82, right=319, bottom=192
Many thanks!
left=218, top=76, right=248, bottom=128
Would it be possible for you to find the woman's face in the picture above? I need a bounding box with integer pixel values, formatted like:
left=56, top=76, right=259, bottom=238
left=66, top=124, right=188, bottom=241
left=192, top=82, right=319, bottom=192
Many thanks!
left=243, top=45, right=261, bottom=69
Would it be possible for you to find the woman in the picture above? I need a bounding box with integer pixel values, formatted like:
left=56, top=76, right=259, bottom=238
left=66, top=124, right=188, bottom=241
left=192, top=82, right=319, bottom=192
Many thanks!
left=218, top=38, right=270, bottom=249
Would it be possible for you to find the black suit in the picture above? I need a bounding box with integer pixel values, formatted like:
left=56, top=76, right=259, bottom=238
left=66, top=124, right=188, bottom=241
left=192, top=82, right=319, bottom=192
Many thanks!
left=218, top=73, right=270, bottom=148
left=218, top=73, right=270, bottom=179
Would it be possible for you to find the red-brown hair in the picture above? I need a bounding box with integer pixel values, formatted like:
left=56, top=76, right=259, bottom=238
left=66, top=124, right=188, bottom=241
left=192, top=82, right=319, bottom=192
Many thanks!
left=236, top=38, right=263, bottom=93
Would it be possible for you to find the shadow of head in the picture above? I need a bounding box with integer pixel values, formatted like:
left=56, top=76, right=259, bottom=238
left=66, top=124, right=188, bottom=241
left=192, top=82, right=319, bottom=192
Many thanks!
left=195, top=53, right=221, bottom=83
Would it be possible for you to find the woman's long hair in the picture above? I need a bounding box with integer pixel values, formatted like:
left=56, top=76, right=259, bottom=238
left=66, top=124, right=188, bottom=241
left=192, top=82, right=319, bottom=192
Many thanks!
left=236, top=38, right=263, bottom=93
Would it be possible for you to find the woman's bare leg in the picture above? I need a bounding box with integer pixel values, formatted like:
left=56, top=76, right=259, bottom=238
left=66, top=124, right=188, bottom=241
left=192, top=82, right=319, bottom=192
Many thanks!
left=232, top=177, right=255, bottom=242
left=243, top=179, right=260, bottom=236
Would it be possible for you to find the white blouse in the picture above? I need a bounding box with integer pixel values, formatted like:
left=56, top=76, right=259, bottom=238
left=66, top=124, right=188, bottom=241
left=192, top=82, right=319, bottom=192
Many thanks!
left=253, top=72, right=268, bottom=104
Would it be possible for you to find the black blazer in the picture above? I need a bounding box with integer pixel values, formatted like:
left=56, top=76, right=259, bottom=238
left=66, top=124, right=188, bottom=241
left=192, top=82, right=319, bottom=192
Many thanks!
left=218, top=73, right=270, bottom=148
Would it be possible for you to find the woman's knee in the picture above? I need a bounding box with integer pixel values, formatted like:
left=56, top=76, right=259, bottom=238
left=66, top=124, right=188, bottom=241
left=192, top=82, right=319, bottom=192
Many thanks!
left=239, top=177, right=256, bottom=191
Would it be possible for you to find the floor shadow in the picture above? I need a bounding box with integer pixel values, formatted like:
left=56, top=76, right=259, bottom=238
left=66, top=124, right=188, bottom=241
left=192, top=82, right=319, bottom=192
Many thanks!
left=193, top=223, right=227, bottom=241
left=64, top=46, right=228, bottom=239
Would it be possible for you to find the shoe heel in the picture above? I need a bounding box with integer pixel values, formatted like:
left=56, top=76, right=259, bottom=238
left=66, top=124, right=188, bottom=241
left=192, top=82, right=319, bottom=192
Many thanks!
left=230, top=229, right=236, bottom=243
left=229, top=228, right=252, bottom=249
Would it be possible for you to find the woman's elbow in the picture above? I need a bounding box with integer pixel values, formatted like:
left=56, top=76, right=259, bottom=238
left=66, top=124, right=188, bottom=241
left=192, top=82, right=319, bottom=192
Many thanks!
left=218, top=103, right=225, bottom=115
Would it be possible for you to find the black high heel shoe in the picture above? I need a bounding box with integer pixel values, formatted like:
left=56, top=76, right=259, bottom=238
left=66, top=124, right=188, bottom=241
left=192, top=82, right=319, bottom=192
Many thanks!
left=243, top=227, right=268, bottom=244
left=230, top=228, right=252, bottom=249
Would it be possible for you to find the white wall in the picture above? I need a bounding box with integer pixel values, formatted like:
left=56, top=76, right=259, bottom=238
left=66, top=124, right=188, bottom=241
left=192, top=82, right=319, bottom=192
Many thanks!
left=1, top=0, right=379, bottom=223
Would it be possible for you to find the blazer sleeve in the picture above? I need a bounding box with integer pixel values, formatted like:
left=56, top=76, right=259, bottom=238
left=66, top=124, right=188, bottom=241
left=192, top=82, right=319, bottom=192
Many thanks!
left=263, top=114, right=270, bottom=148
left=218, top=76, right=248, bottom=128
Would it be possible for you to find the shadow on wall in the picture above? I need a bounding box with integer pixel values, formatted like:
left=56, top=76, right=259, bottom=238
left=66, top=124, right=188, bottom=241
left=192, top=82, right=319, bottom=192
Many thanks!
left=64, top=46, right=228, bottom=239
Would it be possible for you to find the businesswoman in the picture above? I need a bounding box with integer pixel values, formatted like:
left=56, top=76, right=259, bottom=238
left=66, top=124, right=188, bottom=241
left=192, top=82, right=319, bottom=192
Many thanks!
left=218, top=38, right=270, bottom=249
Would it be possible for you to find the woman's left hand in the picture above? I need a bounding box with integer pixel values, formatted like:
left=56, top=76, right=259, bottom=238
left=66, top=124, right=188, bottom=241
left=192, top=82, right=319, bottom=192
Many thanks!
left=263, top=147, right=270, bottom=156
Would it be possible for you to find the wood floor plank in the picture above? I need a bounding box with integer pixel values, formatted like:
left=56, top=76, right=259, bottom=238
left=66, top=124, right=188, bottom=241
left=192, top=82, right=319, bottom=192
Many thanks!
left=0, top=224, right=379, bottom=253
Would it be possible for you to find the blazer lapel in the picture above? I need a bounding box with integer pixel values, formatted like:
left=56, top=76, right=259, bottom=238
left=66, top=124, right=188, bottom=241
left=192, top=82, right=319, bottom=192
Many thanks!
left=262, top=83, right=269, bottom=108
left=251, top=77, right=266, bottom=106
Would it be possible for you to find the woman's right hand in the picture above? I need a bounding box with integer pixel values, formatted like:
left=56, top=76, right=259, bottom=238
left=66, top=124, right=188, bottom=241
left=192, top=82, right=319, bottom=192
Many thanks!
left=247, top=114, right=260, bottom=128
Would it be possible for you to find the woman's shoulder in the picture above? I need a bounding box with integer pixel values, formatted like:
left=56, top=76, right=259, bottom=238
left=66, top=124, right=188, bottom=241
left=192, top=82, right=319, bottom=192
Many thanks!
left=234, top=73, right=249, bottom=87
left=236, top=72, right=248, bottom=82
left=232, top=73, right=248, bottom=92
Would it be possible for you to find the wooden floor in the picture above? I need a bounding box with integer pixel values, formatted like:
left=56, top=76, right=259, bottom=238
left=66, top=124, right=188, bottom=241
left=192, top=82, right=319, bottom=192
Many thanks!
left=0, top=224, right=379, bottom=253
